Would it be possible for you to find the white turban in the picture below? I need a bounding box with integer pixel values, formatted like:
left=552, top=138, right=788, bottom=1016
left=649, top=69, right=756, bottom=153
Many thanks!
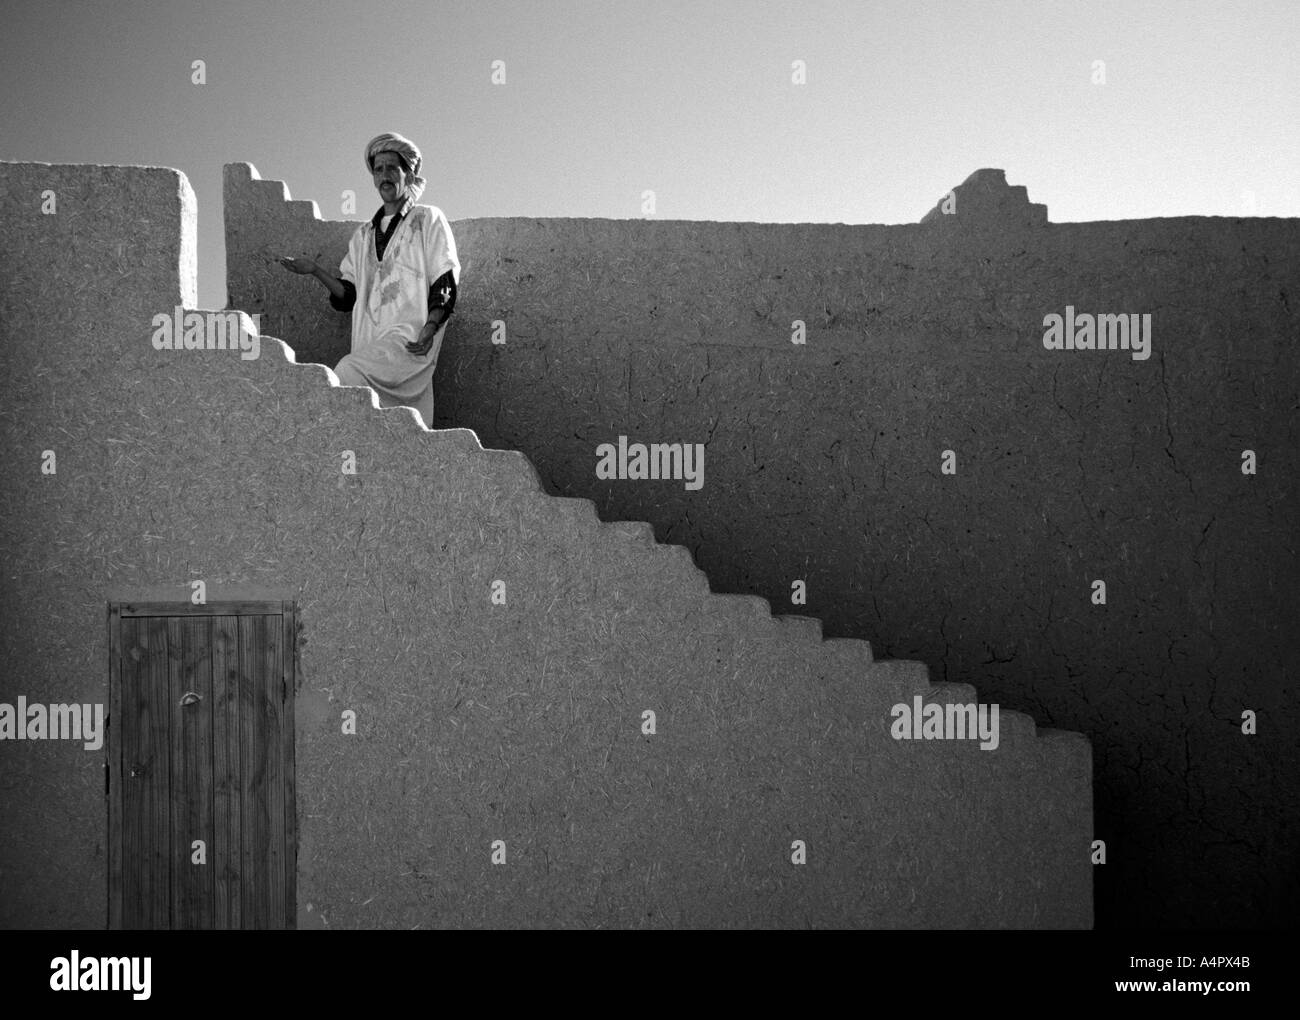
left=365, top=132, right=427, bottom=203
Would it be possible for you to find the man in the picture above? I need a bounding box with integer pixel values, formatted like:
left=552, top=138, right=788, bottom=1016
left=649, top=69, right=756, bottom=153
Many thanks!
left=280, top=131, right=459, bottom=428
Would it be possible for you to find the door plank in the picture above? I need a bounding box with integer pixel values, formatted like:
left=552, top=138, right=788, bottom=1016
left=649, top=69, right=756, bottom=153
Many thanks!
left=211, top=615, right=241, bottom=929
left=139, top=616, right=172, bottom=929
left=120, top=615, right=146, bottom=929
left=262, top=613, right=287, bottom=928
left=107, top=604, right=123, bottom=929
left=281, top=602, right=298, bottom=929
left=169, top=616, right=215, bottom=928
left=238, top=615, right=270, bottom=928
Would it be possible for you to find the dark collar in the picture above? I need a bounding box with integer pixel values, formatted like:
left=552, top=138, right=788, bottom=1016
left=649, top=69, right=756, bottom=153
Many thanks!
left=370, top=195, right=414, bottom=229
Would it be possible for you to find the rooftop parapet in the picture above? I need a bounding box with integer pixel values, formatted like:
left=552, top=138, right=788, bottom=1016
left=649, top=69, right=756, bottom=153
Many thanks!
left=920, top=167, right=1048, bottom=229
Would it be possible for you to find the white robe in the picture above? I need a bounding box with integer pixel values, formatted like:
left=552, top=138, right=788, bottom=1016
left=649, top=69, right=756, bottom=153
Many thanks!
left=334, top=205, right=460, bottom=427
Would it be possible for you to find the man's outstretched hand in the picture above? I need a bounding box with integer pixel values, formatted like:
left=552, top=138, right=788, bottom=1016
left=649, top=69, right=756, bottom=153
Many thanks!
left=406, top=319, right=443, bottom=356
left=278, top=256, right=318, bottom=274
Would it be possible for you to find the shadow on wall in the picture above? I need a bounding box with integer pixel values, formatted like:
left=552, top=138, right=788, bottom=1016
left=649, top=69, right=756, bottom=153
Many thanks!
left=225, top=161, right=1300, bottom=930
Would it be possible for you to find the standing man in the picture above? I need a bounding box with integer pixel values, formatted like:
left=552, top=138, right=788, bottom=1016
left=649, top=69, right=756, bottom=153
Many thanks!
left=280, top=131, right=459, bottom=428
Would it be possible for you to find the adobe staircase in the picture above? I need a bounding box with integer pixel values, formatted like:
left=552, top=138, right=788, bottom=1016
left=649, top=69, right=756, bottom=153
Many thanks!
left=216, top=341, right=1092, bottom=927
left=0, top=161, right=1092, bottom=929
left=220, top=166, right=1092, bottom=928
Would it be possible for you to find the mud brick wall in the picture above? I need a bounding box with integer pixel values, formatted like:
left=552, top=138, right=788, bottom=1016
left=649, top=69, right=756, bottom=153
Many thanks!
left=0, top=161, right=196, bottom=927
left=0, top=161, right=1092, bottom=929
left=226, top=163, right=1299, bottom=929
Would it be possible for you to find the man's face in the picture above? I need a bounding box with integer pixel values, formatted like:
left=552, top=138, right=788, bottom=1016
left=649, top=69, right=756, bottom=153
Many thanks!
left=371, top=151, right=411, bottom=202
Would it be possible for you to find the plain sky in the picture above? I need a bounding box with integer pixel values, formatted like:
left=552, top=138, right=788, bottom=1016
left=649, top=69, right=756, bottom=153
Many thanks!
left=2, top=0, right=1296, bottom=308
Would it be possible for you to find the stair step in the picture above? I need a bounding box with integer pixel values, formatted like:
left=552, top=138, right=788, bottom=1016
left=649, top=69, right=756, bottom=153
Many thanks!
left=605, top=520, right=656, bottom=545
left=653, top=542, right=710, bottom=594
left=549, top=496, right=599, bottom=527
left=817, top=637, right=875, bottom=674
left=250, top=177, right=289, bottom=202
left=287, top=198, right=321, bottom=219
left=707, top=593, right=773, bottom=625
left=918, top=685, right=1039, bottom=747
left=924, top=682, right=978, bottom=704
left=866, top=659, right=931, bottom=699
left=480, top=447, right=542, bottom=493
left=1000, top=708, right=1038, bottom=741
left=773, top=614, right=822, bottom=642
left=324, top=379, right=383, bottom=416
left=428, top=427, right=489, bottom=457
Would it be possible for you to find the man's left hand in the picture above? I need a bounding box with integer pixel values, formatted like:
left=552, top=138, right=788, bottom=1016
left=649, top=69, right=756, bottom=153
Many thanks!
left=406, top=319, right=442, bottom=356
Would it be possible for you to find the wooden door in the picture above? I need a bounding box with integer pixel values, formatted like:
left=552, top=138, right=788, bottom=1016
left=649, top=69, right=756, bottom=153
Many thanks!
left=107, top=600, right=296, bottom=929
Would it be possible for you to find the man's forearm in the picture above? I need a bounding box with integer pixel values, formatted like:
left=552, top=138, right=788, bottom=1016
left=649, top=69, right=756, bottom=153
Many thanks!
left=408, top=307, right=452, bottom=356
left=423, top=269, right=457, bottom=333
left=311, top=265, right=348, bottom=300
left=424, top=308, right=449, bottom=333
